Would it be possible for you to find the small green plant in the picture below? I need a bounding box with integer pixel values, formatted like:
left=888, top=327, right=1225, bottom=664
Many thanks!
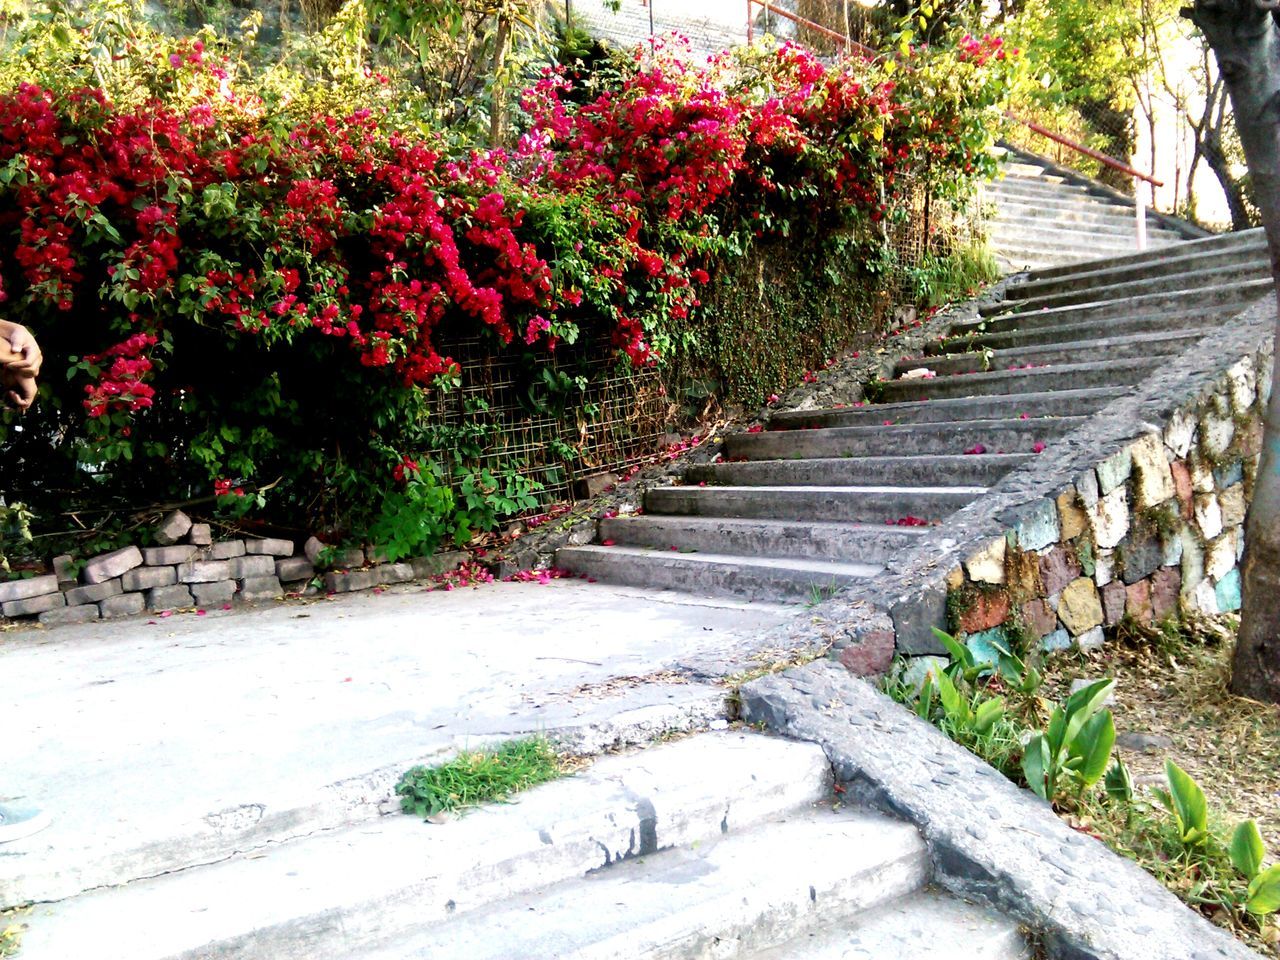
left=1157, top=758, right=1210, bottom=849
left=396, top=737, right=563, bottom=819
left=1229, top=819, right=1280, bottom=917
left=1021, top=678, right=1116, bottom=805
left=805, top=579, right=842, bottom=608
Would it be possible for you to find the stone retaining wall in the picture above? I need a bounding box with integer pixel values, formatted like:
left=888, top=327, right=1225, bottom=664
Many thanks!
left=946, top=352, right=1263, bottom=658
left=0, top=510, right=467, bottom=627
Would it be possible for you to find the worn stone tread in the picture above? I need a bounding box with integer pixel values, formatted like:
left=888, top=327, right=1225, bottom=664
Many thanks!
left=751, top=889, right=1030, bottom=960
left=14, top=734, right=833, bottom=960
left=357, top=806, right=929, bottom=960
left=767, top=388, right=1127, bottom=429
left=685, top=453, right=1030, bottom=489
left=596, top=515, right=928, bottom=564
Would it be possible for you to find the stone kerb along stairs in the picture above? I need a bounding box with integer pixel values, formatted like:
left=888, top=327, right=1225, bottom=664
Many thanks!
left=558, top=227, right=1272, bottom=606
left=984, top=154, right=1201, bottom=272
left=15, top=731, right=1029, bottom=960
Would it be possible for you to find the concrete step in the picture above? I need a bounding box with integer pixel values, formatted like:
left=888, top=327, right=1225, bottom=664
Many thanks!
left=989, top=214, right=1184, bottom=243
left=556, top=544, right=880, bottom=601
left=992, top=242, right=1166, bottom=273
left=931, top=307, right=1229, bottom=355
left=877, top=357, right=1160, bottom=403
left=768, top=388, right=1126, bottom=430
left=904, top=329, right=1208, bottom=379
left=982, top=260, right=1273, bottom=316
left=991, top=235, right=1179, bottom=266
left=723, top=419, right=1083, bottom=460
left=356, top=805, right=930, bottom=960
left=987, top=178, right=1096, bottom=200
left=15, top=734, right=835, bottom=960
left=597, top=515, right=928, bottom=564
left=686, top=453, right=1030, bottom=488
left=1000, top=161, right=1056, bottom=179
left=1025, top=227, right=1262, bottom=282
left=948, top=278, right=1271, bottom=336
left=752, top=889, right=1030, bottom=960
left=1007, top=238, right=1268, bottom=300
left=645, top=485, right=983, bottom=524
left=993, top=198, right=1185, bottom=231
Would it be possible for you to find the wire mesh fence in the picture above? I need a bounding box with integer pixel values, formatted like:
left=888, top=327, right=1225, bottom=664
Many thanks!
left=429, top=337, right=670, bottom=504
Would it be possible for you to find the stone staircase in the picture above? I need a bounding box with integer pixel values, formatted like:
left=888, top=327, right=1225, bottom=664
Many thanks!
left=15, top=732, right=1028, bottom=960
left=985, top=158, right=1193, bottom=273
left=558, top=227, right=1271, bottom=602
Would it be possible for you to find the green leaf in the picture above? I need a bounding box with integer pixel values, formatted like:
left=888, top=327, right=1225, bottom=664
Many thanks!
left=1231, top=820, right=1266, bottom=881
left=931, top=627, right=973, bottom=670
left=1073, top=709, right=1115, bottom=789
left=935, top=669, right=966, bottom=723
left=915, top=674, right=935, bottom=720
left=1059, top=679, right=1114, bottom=754
left=1022, top=732, right=1051, bottom=801
left=973, top=696, right=1004, bottom=736
left=1164, top=759, right=1209, bottom=846
left=1247, top=864, right=1280, bottom=916
left=1105, top=758, right=1133, bottom=804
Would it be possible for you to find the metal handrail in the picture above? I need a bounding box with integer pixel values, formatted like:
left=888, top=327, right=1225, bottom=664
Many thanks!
left=745, top=0, right=876, bottom=58
left=1008, top=113, right=1163, bottom=187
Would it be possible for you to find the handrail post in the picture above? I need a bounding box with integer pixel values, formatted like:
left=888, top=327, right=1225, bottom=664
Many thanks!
left=1135, top=175, right=1148, bottom=252
left=747, top=0, right=753, bottom=43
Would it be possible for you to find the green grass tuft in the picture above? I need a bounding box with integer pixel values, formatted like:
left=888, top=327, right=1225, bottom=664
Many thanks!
left=396, top=737, right=563, bottom=819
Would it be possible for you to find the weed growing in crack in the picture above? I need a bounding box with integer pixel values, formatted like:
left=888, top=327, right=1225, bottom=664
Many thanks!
left=396, top=737, right=563, bottom=820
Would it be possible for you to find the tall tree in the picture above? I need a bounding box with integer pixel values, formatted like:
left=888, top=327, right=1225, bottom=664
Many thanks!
left=1183, top=0, right=1280, bottom=703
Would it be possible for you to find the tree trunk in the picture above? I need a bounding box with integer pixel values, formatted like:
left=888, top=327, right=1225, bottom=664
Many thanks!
left=1184, top=0, right=1280, bottom=703
left=488, top=14, right=512, bottom=147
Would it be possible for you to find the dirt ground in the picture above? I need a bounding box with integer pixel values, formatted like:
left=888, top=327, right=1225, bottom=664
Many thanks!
left=1040, top=614, right=1280, bottom=852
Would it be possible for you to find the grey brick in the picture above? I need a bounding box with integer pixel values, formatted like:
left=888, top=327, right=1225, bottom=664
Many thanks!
left=191, top=580, right=237, bottom=606
left=227, top=555, right=275, bottom=579
left=188, top=523, right=213, bottom=546
left=238, top=576, right=283, bottom=602
left=121, top=566, right=177, bottom=591
left=324, top=569, right=382, bottom=593
left=64, top=578, right=122, bottom=606
left=146, top=584, right=194, bottom=611
left=276, top=557, right=315, bottom=582
left=329, top=548, right=366, bottom=569
left=410, top=551, right=469, bottom=580
left=39, top=604, right=100, bottom=626
left=0, top=574, right=59, bottom=604
left=373, top=563, right=414, bottom=585
left=245, top=537, right=294, bottom=557
left=143, top=544, right=197, bottom=566
left=100, top=592, right=146, bottom=619
left=83, top=546, right=143, bottom=584
left=204, top=540, right=246, bottom=560
left=52, top=554, right=77, bottom=585
left=303, top=535, right=326, bottom=563
left=177, top=560, right=232, bottom=583
left=154, top=509, right=192, bottom=546
left=3, top=592, right=66, bottom=618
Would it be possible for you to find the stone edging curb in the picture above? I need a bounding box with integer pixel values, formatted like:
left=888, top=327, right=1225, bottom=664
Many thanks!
left=740, top=660, right=1262, bottom=960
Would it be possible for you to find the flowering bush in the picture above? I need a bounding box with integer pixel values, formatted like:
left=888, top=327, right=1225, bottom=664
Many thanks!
left=0, top=1, right=1013, bottom=554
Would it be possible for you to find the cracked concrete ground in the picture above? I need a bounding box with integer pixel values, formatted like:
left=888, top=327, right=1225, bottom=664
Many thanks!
left=0, top=579, right=793, bottom=906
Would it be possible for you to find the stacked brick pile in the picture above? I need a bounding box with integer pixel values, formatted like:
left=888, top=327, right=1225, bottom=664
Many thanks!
left=0, top=511, right=306, bottom=626
left=0, top=507, right=474, bottom=627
